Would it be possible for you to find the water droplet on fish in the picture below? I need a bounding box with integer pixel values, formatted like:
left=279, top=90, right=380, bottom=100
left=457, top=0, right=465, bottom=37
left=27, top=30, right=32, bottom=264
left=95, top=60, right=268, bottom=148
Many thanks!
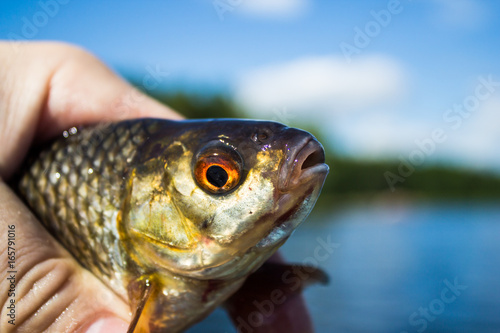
left=50, top=172, right=61, bottom=183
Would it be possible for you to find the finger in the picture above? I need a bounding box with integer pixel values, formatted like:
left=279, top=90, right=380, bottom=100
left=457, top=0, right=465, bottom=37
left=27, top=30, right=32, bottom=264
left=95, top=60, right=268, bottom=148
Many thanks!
left=225, top=252, right=315, bottom=333
left=0, top=181, right=131, bottom=332
left=0, top=41, right=183, bottom=180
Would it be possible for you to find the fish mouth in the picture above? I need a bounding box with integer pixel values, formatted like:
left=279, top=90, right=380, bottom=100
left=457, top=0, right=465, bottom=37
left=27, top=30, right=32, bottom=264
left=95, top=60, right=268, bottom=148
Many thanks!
left=279, top=136, right=329, bottom=191
left=258, top=132, right=329, bottom=250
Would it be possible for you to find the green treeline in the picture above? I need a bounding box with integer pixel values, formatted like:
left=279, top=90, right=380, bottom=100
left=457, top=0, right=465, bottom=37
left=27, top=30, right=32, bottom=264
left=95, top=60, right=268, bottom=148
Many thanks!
left=146, top=90, right=500, bottom=201
left=324, top=158, right=500, bottom=199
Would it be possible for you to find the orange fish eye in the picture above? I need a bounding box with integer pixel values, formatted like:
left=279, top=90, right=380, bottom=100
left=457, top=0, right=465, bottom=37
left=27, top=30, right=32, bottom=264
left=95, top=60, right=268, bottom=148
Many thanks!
left=194, top=151, right=242, bottom=194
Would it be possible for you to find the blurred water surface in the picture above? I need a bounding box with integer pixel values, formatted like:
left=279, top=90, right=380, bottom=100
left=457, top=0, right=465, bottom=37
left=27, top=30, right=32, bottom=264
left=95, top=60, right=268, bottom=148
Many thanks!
left=188, top=201, right=500, bottom=333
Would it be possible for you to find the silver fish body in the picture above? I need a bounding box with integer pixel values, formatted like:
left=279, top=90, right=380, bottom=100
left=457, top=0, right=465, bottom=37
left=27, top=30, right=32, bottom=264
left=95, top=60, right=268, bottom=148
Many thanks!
left=18, top=118, right=329, bottom=332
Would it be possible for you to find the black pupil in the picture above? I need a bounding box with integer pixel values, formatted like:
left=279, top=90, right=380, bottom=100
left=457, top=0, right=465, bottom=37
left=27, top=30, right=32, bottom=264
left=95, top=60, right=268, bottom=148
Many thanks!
left=206, top=165, right=228, bottom=188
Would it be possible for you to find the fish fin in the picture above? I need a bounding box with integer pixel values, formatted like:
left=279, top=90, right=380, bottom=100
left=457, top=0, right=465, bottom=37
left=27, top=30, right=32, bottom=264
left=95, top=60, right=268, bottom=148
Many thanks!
left=245, top=261, right=329, bottom=291
left=127, top=276, right=155, bottom=333
left=224, top=262, right=328, bottom=333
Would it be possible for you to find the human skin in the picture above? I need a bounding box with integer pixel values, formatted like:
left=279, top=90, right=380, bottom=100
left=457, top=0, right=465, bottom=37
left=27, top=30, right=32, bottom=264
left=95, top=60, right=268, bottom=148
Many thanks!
left=0, top=42, right=313, bottom=333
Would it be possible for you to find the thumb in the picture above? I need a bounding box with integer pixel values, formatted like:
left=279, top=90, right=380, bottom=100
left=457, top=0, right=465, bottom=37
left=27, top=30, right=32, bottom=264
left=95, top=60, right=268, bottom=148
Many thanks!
left=0, top=181, right=131, bottom=332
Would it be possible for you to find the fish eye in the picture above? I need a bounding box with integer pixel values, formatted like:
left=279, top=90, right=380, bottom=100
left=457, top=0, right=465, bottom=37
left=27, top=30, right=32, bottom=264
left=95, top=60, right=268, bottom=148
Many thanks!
left=194, top=148, right=243, bottom=194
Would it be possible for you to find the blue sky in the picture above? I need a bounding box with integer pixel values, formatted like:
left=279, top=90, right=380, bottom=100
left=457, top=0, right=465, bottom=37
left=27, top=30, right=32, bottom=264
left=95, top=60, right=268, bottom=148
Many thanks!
left=1, top=0, right=500, bottom=170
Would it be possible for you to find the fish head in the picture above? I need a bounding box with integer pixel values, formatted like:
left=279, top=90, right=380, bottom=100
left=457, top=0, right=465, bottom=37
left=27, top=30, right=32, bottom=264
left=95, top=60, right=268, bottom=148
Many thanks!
left=124, top=119, right=329, bottom=280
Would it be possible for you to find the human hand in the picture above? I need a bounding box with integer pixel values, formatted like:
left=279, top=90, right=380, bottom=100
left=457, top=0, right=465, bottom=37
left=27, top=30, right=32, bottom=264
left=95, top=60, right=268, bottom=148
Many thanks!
left=0, top=41, right=182, bottom=332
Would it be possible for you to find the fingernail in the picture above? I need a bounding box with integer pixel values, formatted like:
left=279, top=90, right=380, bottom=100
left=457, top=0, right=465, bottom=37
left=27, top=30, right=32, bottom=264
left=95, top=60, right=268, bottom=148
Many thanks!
left=85, top=317, right=129, bottom=333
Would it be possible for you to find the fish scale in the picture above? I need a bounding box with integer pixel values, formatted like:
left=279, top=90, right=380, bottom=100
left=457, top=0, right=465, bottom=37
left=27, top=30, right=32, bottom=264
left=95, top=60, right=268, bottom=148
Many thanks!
left=19, top=120, right=155, bottom=291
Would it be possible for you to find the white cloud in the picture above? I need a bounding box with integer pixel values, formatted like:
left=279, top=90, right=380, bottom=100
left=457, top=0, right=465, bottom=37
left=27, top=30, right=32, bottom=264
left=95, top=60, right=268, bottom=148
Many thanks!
left=237, top=0, right=308, bottom=19
left=332, top=114, right=429, bottom=158
left=234, top=54, right=500, bottom=171
left=235, top=54, right=407, bottom=117
left=442, top=96, right=500, bottom=168
left=334, top=94, right=500, bottom=171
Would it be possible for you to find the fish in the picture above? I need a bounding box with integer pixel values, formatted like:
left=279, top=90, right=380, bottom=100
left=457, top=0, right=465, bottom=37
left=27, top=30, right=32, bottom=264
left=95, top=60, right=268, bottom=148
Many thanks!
left=17, top=118, right=329, bottom=332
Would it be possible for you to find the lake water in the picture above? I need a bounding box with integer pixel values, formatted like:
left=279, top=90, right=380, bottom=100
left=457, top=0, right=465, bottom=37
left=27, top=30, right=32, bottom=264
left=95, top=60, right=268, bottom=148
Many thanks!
left=187, top=201, right=500, bottom=333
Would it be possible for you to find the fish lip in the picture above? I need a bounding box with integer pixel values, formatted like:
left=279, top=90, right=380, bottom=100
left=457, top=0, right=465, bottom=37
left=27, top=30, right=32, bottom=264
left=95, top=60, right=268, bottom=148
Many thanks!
left=278, top=138, right=329, bottom=191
